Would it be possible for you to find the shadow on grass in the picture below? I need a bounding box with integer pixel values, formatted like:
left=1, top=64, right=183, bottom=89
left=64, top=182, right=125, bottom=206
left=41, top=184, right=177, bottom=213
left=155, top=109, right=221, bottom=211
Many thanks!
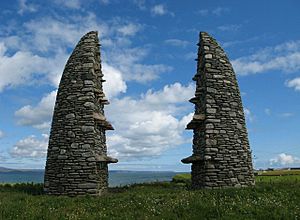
left=1, top=181, right=191, bottom=196
left=109, top=181, right=190, bottom=193
left=0, top=183, right=44, bottom=195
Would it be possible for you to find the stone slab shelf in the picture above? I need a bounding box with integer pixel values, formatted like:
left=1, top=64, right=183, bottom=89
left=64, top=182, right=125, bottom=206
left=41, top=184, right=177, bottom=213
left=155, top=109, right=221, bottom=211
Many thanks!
left=181, top=155, right=203, bottom=164
left=96, top=155, right=118, bottom=163
left=186, top=114, right=205, bottom=130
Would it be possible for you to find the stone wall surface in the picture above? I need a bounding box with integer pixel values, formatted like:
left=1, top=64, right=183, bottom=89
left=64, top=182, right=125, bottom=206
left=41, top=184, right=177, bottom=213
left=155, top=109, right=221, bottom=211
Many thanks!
left=182, top=32, right=255, bottom=189
left=44, top=31, right=117, bottom=196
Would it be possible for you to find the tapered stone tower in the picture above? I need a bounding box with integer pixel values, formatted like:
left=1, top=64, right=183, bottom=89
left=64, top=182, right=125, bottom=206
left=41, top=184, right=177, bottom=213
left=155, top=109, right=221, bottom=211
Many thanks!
left=44, top=31, right=117, bottom=196
left=182, top=32, right=254, bottom=189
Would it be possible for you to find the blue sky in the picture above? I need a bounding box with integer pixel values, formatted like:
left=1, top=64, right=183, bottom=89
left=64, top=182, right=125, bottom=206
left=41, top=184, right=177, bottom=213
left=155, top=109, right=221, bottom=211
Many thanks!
left=0, top=0, right=300, bottom=171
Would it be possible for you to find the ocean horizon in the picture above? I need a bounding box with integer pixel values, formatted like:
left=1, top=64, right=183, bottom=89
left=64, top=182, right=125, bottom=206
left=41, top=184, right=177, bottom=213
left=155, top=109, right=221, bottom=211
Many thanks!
left=0, top=170, right=180, bottom=187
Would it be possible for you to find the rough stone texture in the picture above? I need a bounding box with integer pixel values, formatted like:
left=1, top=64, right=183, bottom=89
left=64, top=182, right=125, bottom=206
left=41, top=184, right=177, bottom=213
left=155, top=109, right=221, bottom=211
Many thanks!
left=44, top=31, right=117, bottom=196
left=182, top=32, right=255, bottom=189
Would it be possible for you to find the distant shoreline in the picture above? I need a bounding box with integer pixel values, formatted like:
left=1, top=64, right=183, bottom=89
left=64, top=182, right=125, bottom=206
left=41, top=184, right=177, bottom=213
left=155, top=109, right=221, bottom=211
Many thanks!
left=0, top=169, right=180, bottom=187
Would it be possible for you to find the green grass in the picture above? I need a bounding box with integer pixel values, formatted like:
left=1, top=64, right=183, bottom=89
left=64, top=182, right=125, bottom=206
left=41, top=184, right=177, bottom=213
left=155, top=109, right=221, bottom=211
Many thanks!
left=1, top=176, right=300, bottom=219
left=172, top=173, right=191, bottom=184
left=257, top=169, right=300, bottom=176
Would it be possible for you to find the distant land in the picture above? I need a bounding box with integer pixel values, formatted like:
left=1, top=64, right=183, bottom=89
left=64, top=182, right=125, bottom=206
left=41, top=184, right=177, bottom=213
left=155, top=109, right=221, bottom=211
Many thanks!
left=0, top=166, right=174, bottom=173
left=0, top=166, right=178, bottom=186
left=0, top=166, right=44, bottom=173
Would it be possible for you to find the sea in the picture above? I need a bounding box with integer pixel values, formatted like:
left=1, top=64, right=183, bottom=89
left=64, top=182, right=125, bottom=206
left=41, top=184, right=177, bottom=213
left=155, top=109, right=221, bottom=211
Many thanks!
left=0, top=170, right=177, bottom=187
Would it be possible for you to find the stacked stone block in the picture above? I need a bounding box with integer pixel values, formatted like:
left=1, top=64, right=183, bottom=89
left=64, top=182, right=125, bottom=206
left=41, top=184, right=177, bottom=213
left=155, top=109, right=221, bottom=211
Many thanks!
left=44, top=31, right=117, bottom=196
left=182, top=32, right=255, bottom=189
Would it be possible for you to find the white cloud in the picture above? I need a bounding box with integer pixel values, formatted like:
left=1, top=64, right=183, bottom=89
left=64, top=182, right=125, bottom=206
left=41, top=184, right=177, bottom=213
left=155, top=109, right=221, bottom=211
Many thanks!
left=0, top=13, right=169, bottom=90
left=99, top=0, right=110, bottom=5
left=151, top=4, right=173, bottom=16
left=212, top=7, right=230, bottom=16
left=10, top=134, right=48, bottom=158
left=218, top=24, right=241, bottom=32
left=18, top=0, right=37, bottom=15
left=232, top=40, right=300, bottom=75
left=0, top=130, right=4, bottom=138
left=184, top=52, right=196, bottom=61
left=117, top=23, right=141, bottom=36
left=106, top=82, right=194, bottom=159
left=286, top=77, right=300, bottom=91
left=165, top=39, right=189, bottom=47
left=270, top=153, right=300, bottom=166
left=151, top=4, right=166, bottom=15
left=197, top=9, right=208, bottom=16
left=23, top=14, right=109, bottom=53
left=197, top=7, right=229, bottom=16
left=15, top=91, right=57, bottom=130
left=102, top=63, right=127, bottom=99
left=54, top=0, right=81, bottom=9
left=129, top=64, right=172, bottom=82
left=133, top=0, right=146, bottom=10
left=0, top=44, right=44, bottom=91
left=0, top=41, right=69, bottom=91
left=142, top=83, right=195, bottom=104
left=265, top=108, right=271, bottom=116
left=278, top=112, right=294, bottom=118
left=105, top=47, right=172, bottom=83
left=244, top=107, right=254, bottom=122
left=222, top=36, right=260, bottom=48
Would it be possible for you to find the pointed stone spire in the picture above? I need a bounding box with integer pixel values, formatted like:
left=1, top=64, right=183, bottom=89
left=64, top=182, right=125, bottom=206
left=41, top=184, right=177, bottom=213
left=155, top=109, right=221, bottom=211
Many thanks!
left=182, top=32, right=255, bottom=188
left=44, top=31, right=117, bottom=196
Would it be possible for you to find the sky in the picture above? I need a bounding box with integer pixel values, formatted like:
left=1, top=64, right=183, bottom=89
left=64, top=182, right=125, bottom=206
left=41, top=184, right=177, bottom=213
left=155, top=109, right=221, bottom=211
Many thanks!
left=0, top=0, right=300, bottom=171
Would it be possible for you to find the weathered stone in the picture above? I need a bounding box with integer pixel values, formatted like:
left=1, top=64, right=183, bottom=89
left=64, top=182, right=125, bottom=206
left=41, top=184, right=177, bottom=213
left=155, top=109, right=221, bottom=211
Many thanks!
left=84, top=80, right=94, bottom=85
left=78, top=183, right=97, bottom=189
left=81, top=126, right=94, bottom=133
left=82, top=144, right=90, bottom=149
left=68, top=131, right=75, bottom=137
left=66, top=113, right=75, bottom=119
left=205, top=54, right=213, bottom=59
left=71, top=143, right=79, bottom=148
left=44, top=31, right=118, bottom=196
left=207, top=108, right=217, bottom=114
left=229, top=112, right=236, bottom=117
left=206, top=139, right=217, bottom=145
left=84, top=102, right=95, bottom=108
left=236, top=123, right=243, bottom=129
left=181, top=32, right=254, bottom=189
left=207, top=87, right=217, bottom=93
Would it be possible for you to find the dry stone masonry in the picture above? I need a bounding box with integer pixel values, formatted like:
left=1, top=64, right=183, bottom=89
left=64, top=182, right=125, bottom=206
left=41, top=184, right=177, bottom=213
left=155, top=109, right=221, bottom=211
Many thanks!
left=182, top=32, right=255, bottom=189
left=44, top=31, right=117, bottom=196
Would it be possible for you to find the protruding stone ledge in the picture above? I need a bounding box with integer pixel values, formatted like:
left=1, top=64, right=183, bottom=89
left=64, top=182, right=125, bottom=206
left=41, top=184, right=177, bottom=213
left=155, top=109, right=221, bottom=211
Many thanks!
left=181, top=155, right=202, bottom=164
left=94, top=90, right=109, bottom=105
left=186, top=114, right=205, bottom=129
left=96, top=155, right=118, bottom=163
left=99, top=97, right=109, bottom=105
left=189, top=97, right=199, bottom=104
left=94, top=88, right=103, bottom=94
left=93, top=112, right=114, bottom=130
left=192, top=71, right=203, bottom=81
left=93, top=112, right=106, bottom=121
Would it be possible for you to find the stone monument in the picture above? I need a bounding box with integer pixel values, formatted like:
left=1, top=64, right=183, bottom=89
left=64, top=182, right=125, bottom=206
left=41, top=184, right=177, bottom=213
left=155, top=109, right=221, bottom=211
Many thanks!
left=182, top=32, right=255, bottom=188
left=44, top=31, right=117, bottom=196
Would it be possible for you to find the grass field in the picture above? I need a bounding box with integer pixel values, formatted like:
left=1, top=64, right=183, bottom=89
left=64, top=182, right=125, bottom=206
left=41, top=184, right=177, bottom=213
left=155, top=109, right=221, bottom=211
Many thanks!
left=256, top=169, right=300, bottom=176
left=1, top=175, right=300, bottom=219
